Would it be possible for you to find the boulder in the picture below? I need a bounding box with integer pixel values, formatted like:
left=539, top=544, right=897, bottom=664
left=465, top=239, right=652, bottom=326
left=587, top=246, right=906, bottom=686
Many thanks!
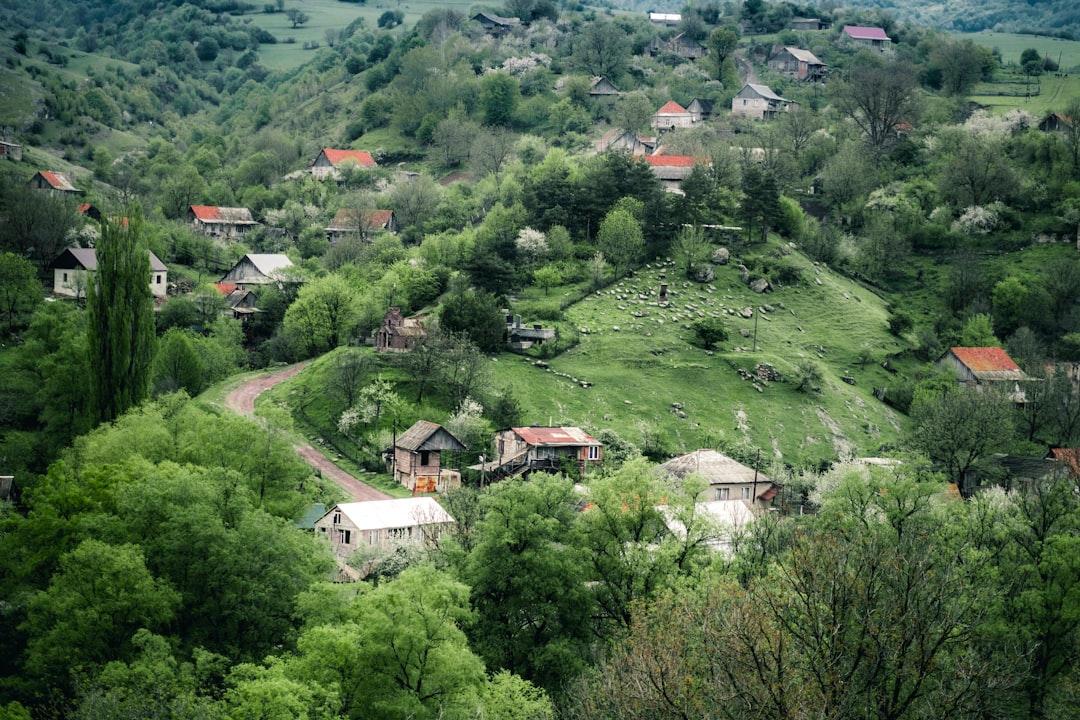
left=692, top=264, right=716, bottom=283
left=711, top=247, right=730, bottom=265
left=750, top=278, right=771, bottom=293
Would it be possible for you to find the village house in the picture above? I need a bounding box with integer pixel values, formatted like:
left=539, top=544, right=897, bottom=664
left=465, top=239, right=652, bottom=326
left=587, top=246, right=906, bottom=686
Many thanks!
left=309, top=148, right=378, bottom=181
left=731, top=83, right=797, bottom=120
left=598, top=129, right=656, bottom=155
left=791, top=17, right=829, bottom=31
left=50, top=247, right=168, bottom=299
left=374, top=306, right=427, bottom=352
left=686, top=98, right=715, bottom=122
left=652, top=100, right=696, bottom=131
left=659, top=449, right=781, bottom=509
left=29, top=171, right=79, bottom=194
left=648, top=12, right=681, bottom=26
left=392, top=420, right=466, bottom=492
left=219, top=253, right=294, bottom=289
left=0, top=140, right=23, bottom=161
left=213, top=282, right=258, bottom=321
left=325, top=208, right=398, bottom=242
left=937, top=347, right=1028, bottom=390
left=476, top=426, right=603, bottom=481
left=187, top=205, right=259, bottom=240
left=504, top=313, right=555, bottom=349
left=472, top=11, right=521, bottom=34
left=589, top=76, right=620, bottom=97
left=1039, top=112, right=1072, bottom=133
left=642, top=154, right=705, bottom=191
left=661, top=499, right=759, bottom=554
left=314, top=497, right=455, bottom=559
left=767, top=46, right=826, bottom=81
left=841, top=25, right=891, bottom=51
left=646, top=33, right=706, bottom=60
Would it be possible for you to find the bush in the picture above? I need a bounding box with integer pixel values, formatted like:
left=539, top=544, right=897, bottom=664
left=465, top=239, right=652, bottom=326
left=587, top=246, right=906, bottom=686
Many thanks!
left=888, top=308, right=913, bottom=336
left=691, top=317, right=729, bottom=350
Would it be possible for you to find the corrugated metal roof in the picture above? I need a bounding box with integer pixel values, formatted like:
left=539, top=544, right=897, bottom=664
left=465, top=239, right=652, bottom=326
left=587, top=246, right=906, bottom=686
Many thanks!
left=328, top=497, right=454, bottom=531
left=782, top=46, right=824, bottom=64
left=512, top=426, right=601, bottom=447
left=643, top=155, right=701, bottom=168
left=53, top=247, right=167, bottom=272
left=37, top=171, right=78, bottom=192
left=745, top=83, right=788, bottom=101
left=949, top=347, right=1022, bottom=373
left=190, top=205, right=257, bottom=224
left=396, top=421, right=466, bottom=452
left=843, top=25, right=890, bottom=40
left=244, top=254, right=293, bottom=276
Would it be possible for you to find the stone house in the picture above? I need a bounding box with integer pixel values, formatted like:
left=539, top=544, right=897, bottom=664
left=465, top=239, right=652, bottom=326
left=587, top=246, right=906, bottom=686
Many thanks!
left=646, top=33, right=706, bottom=59
left=392, top=420, right=466, bottom=492
left=51, top=247, right=168, bottom=299
left=731, top=83, right=797, bottom=120
left=0, top=140, right=23, bottom=161
left=686, top=98, right=716, bottom=122
left=659, top=449, right=781, bottom=509
left=314, top=497, right=455, bottom=559
left=652, top=100, right=695, bottom=131
left=374, top=306, right=427, bottom=352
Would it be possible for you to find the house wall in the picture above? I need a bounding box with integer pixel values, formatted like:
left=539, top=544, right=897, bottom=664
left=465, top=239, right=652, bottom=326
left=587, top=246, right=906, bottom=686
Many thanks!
left=53, top=268, right=167, bottom=298
left=315, top=512, right=450, bottom=557
left=394, top=447, right=443, bottom=491
left=937, top=353, right=979, bottom=384
left=652, top=113, right=695, bottom=130
left=221, top=258, right=266, bottom=285
left=310, top=153, right=336, bottom=180
left=707, top=483, right=769, bottom=507
left=732, top=96, right=771, bottom=120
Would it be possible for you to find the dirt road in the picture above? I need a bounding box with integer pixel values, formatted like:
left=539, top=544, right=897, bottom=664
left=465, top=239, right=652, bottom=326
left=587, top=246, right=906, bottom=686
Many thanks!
left=224, top=363, right=391, bottom=502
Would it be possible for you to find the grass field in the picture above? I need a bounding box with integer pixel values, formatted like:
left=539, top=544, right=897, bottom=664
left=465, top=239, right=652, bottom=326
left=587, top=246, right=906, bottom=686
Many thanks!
left=959, top=31, right=1080, bottom=70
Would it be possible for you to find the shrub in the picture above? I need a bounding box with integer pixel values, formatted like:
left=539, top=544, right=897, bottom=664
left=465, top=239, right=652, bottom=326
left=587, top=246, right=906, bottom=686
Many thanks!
left=691, top=317, right=729, bottom=350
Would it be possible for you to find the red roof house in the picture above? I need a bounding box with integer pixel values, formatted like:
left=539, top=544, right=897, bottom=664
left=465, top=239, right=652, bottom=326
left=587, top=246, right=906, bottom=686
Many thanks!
left=652, top=101, right=695, bottom=131
left=937, top=347, right=1027, bottom=386
left=477, top=426, right=603, bottom=480
left=641, top=154, right=706, bottom=185
left=842, top=25, right=891, bottom=50
left=29, top=171, right=79, bottom=194
left=187, top=205, right=259, bottom=239
left=310, top=148, right=378, bottom=180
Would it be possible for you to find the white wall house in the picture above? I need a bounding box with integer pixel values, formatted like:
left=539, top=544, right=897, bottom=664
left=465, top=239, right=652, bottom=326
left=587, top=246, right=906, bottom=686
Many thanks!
left=50, top=247, right=168, bottom=299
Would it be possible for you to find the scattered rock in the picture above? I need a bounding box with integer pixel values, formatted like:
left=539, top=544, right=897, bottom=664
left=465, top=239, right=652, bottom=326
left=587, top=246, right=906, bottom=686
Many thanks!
left=693, top=265, right=716, bottom=283
left=739, top=307, right=754, bottom=318
left=711, top=247, right=730, bottom=265
left=750, top=278, right=771, bottom=294
left=740, top=328, right=750, bottom=337
left=842, top=376, right=856, bottom=385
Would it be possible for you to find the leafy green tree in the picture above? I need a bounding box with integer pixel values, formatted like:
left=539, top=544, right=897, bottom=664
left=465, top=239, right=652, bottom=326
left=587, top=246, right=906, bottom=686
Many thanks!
left=532, top=264, right=562, bottom=295
left=283, top=274, right=361, bottom=358
left=691, top=316, right=728, bottom=350
left=573, top=22, right=630, bottom=80
left=87, top=210, right=157, bottom=423
left=0, top=252, right=41, bottom=332
left=481, top=72, right=520, bottom=128
left=439, top=284, right=505, bottom=353
left=609, top=92, right=654, bottom=135
left=220, top=658, right=323, bottom=720
left=832, top=57, right=921, bottom=159
left=22, top=539, right=180, bottom=687
left=596, top=205, right=643, bottom=278
left=705, top=26, right=740, bottom=86
left=740, top=164, right=781, bottom=242
left=285, top=7, right=309, bottom=27
left=153, top=328, right=204, bottom=396
left=482, top=671, right=554, bottom=720
left=464, top=475, right=593, bottom=690
left=0, top=180, right=80, bottom=269
left=960, top=313, right=999, bottom=346
left=907, top=382, right=1015, bottom=494
left=672, top=225, right=711, bottom=279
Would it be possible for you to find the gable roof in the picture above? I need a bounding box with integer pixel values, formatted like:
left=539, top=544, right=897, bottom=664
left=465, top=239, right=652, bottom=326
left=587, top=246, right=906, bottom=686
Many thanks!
left=945, top=347, right=1025, bottom=381
left=660, top=449, right=773, bottom=488
left=843, top=25, right=890, bottom=41
left=396, top=420, right=467, bottom=452
left=51, top=247, right=167, bottom=272
left=34, top=171, right=78, bottom=192
left=656, top=100, right=689, bottom=114
left=642, top=154, right=702, bottom=168
left=512, top=426, right=601, bottom=447
left=743, top=83, right=787, bottom=101
left=781, top=46, right=824, bottom=64
left=472, top=11, right=521, bottom=27
left=687, top=98, right=715, bottom=113
left=189, top=205, right=257, bottom=224
left=327, top=208, right=390, bottom=231
left=328, top=497, right=454, bottom=531
left=244, top=253, right=294, bottom=276
left=318, top=149, right=377, bottom=168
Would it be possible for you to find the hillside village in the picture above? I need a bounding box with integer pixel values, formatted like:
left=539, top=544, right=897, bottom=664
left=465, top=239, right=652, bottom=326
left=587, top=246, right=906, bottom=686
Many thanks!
left=3, top=0, right=1080, bottom=716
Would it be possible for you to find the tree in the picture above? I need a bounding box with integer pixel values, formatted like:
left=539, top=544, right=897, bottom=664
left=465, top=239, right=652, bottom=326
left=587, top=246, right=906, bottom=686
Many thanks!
left=283, top=274, right=361, bottom=358
left=940, top=134, right=1017, bottom=207
left=573, top=22, right=630, bottom=80
left=832, top=58, right=921, bottom=159
left=285, top=7, right=309, bottom=27
left=705, top=26, right=740, bottom=86
left=22, top=540, right=180, bottom=686
left=596, top=205, right=643, bottom=278
left=480, top=72, right=520, bottom=128
left=377, top=10, right=404, bottom=28
left=740, top=164, right=781, bottom=242
left=432, top=112, right=480, bottom=169
left=0, top=180, right=80, bottom=269
left=87, top=210, right=157, bottom=423
left=533, top=265, right=562, bottom=295
left=672, top=225, right=712, bottom=279
left=907, top=383, right=1015, bottom=495
left=470, top=127, right=518, bottom=180
left=439, top=284, right=505, bottom=353
left=609, top=92, right=654, bottom=135
left=0, top=251, right=41, bottom=332
left=153, top=328, right=204, bottom=396
left=464, top=475, right=593, bottom=690
left=389, top=175, right=442, bottom=236
left=691, top=317, right=728, bottom=350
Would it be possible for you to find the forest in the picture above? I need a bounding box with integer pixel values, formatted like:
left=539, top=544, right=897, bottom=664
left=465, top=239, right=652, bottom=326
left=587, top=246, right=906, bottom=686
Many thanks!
left=2, top=0, right=1080, bottom=716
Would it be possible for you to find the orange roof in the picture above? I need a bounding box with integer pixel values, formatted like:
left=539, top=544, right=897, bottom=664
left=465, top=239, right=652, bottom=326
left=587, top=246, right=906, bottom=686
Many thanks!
left=656, top=101, right=688, bottom=114
left=368, top=209, right=394, bottom=228
left=320, top=149, right=377, bottom=168
left=642, top=155, right=701, bottom=167
left=37, top=171, right=78, bottom=191
left=214, top=282, right=238, bottom=295
left=512, top=426, right=601, bottom=447
left=949, top=347, right=1021, bottom=373
left=190, top=205, right=223, bottom=221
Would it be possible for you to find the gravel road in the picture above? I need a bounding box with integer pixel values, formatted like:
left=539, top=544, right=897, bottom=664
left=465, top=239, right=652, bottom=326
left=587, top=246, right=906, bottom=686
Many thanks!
left=224, top=362, right=391, bottom=502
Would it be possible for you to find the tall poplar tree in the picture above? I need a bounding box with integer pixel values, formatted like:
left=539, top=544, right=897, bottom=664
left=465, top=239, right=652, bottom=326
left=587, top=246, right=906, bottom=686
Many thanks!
left=87, top=208, right=156, bottom=423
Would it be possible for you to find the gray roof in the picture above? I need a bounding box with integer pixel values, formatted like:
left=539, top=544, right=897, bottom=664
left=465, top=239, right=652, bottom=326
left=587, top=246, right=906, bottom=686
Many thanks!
left=53, top=247, right=167, bottom=272
left=660, top=449, right=772, bottom=488
left=744, top=83, right=788, bottom=102
left=781, top=46, right=824, bottom=64
left=245, top=254, right=293, bottom=276
left=396, top=421, right=467, bottom=452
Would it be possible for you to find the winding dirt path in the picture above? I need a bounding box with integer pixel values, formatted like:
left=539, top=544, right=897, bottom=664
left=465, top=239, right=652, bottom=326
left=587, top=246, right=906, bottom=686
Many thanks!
left=224, top=363, right=391, bottom=502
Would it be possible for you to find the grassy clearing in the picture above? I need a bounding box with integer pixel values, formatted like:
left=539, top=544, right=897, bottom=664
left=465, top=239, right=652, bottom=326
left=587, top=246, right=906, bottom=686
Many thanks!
left=959, top=31, right=1080, bottom=70
left=968, top=73, right=1080, bottom=116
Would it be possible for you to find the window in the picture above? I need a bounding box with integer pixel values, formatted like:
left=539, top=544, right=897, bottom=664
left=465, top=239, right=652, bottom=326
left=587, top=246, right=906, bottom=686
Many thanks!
left=338, top=529, right=351, bottom=545
left=588, top=445, right=600, bottom=460
left=742, top=99, right=747, bottom=106
left=717, top=488, right=729, bottom=500
left=63, top=272, right=68, bottom=282
left=387, top=527, right=410, bottom=539
left=420, top=451, right=430, bottom=466
left=332, top=512, right=341, bottom=524
left=742, top=487, right=752, bottom=499
left=155, top=274, right=162, bottom=284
